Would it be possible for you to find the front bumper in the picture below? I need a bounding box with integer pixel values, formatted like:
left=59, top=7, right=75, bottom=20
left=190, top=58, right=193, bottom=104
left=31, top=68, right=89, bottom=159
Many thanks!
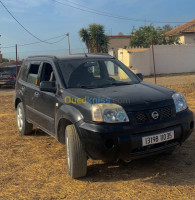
left=77, top=109, right=194, bottom=161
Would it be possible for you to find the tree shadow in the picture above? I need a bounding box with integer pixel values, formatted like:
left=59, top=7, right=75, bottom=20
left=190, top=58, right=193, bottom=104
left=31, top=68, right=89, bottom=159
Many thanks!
left=81, top=149, right=195, bottom=187
left=26, top=129, right=49, bottom=137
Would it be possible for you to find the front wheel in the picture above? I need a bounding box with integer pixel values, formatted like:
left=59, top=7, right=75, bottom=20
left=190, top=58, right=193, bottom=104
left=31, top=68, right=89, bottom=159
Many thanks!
left=65, top=124, right=87, bottom=178
left=16, top=102, right=33, bottom=135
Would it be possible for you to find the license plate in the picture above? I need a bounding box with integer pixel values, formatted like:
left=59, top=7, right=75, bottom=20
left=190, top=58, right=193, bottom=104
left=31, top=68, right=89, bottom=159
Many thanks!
left=142, top=131, right=174, bottom=146
left=0, top=81, right=5, bottom=84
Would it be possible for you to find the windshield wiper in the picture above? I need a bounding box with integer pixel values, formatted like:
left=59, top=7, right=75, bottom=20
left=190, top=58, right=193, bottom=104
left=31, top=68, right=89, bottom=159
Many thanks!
left=80, top=85, right=97, bottom=89
left=98, top=82, right=132, bottom=88
left=110, top=82, right=132, bottom=86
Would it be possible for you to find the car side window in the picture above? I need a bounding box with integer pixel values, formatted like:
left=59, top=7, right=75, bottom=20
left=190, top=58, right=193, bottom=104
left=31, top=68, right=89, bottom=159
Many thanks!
left=40, top=62, right=56, bottom=83
left=19, top=62, right=29, bottom=82
left=26, top=63, right=40, bottom=85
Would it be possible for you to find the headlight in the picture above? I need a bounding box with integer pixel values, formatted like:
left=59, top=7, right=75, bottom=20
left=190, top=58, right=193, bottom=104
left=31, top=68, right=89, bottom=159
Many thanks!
left=91, top=103, right=129, bottom=123
left=172, top=92, right=188, bottom=113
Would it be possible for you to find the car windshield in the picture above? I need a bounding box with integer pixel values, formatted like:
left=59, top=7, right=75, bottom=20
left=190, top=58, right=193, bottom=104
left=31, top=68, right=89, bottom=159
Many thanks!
left=58, top=58, right=140, bottom=88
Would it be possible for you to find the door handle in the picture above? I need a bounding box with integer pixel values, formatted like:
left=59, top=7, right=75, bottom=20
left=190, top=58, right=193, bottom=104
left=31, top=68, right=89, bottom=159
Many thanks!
left=34, top=92, right=40, bottom=98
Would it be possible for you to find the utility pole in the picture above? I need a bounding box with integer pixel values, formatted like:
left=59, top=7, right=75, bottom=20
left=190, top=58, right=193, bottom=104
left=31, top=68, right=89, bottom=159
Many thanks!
left=66, top=33, right=71, bottom=55
left=0, top=35, right=1, bottom=55
left=151, top=40, right=157, bottom=84
left=16, top=44, right=18, bottom=77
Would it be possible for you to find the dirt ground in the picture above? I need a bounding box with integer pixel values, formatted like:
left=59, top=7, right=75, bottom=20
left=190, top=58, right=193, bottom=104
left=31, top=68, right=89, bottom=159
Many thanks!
left=0, top=75, right=195, bottom=200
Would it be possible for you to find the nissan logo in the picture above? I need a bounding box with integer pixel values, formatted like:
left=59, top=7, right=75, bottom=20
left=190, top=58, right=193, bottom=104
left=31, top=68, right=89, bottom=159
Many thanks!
left=151, top=111, right=159, bottom=120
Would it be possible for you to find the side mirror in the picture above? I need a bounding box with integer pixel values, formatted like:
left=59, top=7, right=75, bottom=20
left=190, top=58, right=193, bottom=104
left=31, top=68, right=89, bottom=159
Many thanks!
left=40, top=81, right=56, bottom=93
left=136, top=73, right=143, bottom=81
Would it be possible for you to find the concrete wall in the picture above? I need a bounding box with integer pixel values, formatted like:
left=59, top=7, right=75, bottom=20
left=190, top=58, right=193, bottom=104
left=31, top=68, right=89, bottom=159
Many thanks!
left=118, top=45, right=195, bottom=75
left=130, top=49, right=153, bottom=75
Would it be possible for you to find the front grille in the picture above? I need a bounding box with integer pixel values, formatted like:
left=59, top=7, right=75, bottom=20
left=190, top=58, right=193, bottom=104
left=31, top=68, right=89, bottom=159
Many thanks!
left=132, top=106, right=173, bottom=124
left=161, top=107, right=172, bottom=119
left=134, top=111, right=148, bottom=123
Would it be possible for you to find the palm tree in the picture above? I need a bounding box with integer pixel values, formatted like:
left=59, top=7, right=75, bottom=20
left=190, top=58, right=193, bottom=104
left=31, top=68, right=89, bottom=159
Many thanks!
left=79, top=28, right=90, bottom=53
left=79, top=24, right=109, bottom=53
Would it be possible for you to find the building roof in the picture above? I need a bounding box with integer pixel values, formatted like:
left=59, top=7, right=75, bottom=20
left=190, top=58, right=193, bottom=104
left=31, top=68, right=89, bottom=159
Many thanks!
left=108, top=35, right=130, bottom=39
left=165, top=19, right=195, bottom=36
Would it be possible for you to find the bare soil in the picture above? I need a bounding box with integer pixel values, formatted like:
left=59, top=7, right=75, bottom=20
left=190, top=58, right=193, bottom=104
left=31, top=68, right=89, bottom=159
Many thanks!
left=0, top=75, right=195, bottom=200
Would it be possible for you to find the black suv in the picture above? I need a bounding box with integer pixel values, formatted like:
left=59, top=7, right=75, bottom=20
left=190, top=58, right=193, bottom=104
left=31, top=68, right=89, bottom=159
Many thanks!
left=0, top=65, right=21, bottom=88
left=14, top=54, right=194, bottom=178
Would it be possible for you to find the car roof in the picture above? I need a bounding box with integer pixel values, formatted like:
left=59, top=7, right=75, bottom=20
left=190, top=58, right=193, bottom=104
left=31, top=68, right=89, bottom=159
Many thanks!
left=27, top=53, right=114, bottom=61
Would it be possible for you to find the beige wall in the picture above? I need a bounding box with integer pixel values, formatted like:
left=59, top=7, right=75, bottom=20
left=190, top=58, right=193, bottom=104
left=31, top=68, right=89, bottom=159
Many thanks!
left=179, top=33, right=195, bottom=44
left=179, top=35, right=185, bottom=44
left=184, top=33, right=195, bottom=44
left=118, top=49, right=130, bottom=67
left=118, top=45, right=195, bottom=75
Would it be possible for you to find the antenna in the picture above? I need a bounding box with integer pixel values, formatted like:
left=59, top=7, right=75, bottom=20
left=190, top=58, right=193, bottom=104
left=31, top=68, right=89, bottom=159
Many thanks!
left=78, top=37, right=88, bottom=57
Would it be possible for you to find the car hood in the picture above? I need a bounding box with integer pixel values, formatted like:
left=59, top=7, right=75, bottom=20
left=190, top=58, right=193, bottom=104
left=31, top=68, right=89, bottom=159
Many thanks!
left=67, top=82, right=175, bottom=111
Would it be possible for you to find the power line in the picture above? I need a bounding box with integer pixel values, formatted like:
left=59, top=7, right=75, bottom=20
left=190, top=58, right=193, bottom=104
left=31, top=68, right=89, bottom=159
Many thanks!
left=52, top=0, right=192, bottom=24
left=3, top=48, right=85, bottom=54
left=0, top=0, right=51, bottom=44
left=1, top=34, right=67, bottom=49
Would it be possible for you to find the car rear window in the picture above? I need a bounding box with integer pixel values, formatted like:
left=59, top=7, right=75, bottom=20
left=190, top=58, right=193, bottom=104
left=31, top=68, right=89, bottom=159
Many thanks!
left=0, top=67, right=13, bottom=74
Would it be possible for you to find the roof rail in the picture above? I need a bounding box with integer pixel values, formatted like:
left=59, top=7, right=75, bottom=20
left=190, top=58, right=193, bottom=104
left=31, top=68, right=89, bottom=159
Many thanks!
left=27, top=55, right=57, bottom=59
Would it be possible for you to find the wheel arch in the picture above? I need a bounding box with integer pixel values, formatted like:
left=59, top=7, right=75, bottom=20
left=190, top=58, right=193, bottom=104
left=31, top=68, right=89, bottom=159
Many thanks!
left=56, top=118, right=73, bottom=144
left=15, top=98, right=22, bottom=109
left=55, top=105, right=84, bottom=144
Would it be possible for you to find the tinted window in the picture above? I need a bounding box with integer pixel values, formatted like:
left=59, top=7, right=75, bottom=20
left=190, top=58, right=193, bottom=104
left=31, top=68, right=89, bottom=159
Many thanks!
left=0, top=67, right=13, bottom=74
left=26, top=63, right=40, bottom=85
left=0, top=66, right=20, bottom=76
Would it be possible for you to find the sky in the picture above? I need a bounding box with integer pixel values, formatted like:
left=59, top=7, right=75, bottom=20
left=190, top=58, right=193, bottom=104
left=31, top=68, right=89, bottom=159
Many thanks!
left=0, top=0, right=195, bottom=59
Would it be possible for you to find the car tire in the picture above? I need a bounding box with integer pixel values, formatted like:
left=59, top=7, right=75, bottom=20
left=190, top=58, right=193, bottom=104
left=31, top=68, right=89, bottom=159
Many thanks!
left=65, top=124, right=87, bottom=178
left=16, top=102, right=33, bottom=135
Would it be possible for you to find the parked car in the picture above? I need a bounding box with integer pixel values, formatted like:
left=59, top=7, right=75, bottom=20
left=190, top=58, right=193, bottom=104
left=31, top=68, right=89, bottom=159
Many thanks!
left=0, top=65, right=21, bottom=88
left=14, top=54, right=194, bottom=178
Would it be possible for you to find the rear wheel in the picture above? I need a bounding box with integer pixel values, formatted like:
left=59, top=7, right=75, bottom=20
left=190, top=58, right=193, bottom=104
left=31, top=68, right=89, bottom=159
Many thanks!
left=16, top=102, right=33, bottom=135
left=65, top=124, right=87, bottom=178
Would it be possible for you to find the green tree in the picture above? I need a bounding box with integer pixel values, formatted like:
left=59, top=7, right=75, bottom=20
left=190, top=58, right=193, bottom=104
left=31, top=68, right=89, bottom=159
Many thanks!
left=79, top=24, right=109, bottom=53
left=130, top=24, right=180, bottom=48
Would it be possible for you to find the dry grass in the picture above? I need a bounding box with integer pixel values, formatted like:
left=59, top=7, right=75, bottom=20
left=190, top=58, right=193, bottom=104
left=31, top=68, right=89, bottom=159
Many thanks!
left=0, top=75, right=195, bottom=200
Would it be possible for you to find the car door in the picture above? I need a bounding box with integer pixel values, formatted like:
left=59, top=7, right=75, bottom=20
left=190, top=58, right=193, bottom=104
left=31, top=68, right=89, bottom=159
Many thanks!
left=19, top=61, right=41, bottom=121
left=32, top=61, right=57, bottom=135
